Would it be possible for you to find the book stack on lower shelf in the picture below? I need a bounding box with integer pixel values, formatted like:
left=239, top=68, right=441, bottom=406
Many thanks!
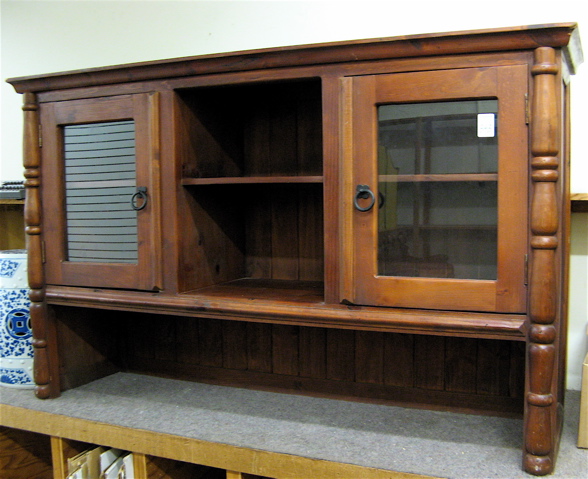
left=67, top=446, right=132, bottom=479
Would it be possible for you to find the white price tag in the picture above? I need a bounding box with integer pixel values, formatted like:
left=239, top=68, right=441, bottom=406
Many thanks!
left=477, top=113, right=495, bottom=138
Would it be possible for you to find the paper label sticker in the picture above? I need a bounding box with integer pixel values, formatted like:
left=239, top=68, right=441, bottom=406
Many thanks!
left=477, top=113, right=495, bottom=138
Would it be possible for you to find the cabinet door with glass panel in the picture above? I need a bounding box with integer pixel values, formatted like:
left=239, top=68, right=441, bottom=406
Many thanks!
left=41, top=94, right=161, bottom=290
left=344, top=66, right=528, bottom=312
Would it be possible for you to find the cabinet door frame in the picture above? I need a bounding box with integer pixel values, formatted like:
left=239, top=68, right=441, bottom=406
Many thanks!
left=341, top=65, right=528, bottom=313
left=41, top=93, right=161, bottom=291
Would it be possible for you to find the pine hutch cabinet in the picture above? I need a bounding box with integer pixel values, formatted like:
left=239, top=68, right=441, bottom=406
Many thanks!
left=7, top=24, right=583, bottom=476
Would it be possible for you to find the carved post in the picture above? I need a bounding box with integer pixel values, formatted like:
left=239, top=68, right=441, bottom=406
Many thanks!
left=524, top=47, right=560, bottom=475
left=22, top=92, right=58, bottom=398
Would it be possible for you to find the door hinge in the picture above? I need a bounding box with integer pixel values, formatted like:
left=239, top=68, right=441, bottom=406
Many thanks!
left=524, top=253, right=528, bottom=285
left=525, top=94, right=530, bottom=125
left=41, top=240, right=46, bottom=264
left=38, top=123, right=43, bottom=147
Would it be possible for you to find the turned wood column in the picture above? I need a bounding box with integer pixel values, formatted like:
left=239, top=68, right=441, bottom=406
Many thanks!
left=22, top=92, right=59, bottom=398
left=524, top=47, right=560, bottom=475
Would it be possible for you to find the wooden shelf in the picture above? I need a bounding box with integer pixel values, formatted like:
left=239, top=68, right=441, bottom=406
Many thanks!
left=182, top=176, right=324, bottom=186
left=46, top=281, right=527, bottom=340
left=186, top=278, right=324, bottom=302
left=571, top=193, right=588, bottom=212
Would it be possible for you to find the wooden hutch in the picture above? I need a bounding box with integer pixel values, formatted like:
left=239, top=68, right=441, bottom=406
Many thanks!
left=6, top=23, right=583, bottom=476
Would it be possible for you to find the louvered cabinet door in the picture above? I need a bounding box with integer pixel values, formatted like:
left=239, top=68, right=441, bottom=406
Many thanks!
left=41, top=94, right=161, bottom=291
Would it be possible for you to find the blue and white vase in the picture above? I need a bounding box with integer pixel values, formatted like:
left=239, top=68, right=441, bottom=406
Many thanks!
left=0, top=250, right=34, bottom=388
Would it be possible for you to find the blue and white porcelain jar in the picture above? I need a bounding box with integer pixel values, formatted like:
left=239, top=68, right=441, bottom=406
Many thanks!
left=0, top=250, right=34, bottom=388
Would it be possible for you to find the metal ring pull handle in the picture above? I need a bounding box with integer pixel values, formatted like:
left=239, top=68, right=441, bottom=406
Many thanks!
left=131, top=186, right=148, bottom=211
left=354, top=184, right=376, bottom=212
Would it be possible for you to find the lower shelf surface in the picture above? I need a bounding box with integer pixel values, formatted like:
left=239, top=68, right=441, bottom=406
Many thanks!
left=1, top=373, right=585, bottom=479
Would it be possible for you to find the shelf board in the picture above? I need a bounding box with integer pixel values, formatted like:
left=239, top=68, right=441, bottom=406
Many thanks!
left=46, top=280, right=527, bottom=341
left=186, top=278, right=325, bottom=303
left=182, top=176, right=324, bottom=186
left=379, top=173, right=497, bottom=182
left=571, top=193, right=588, bottom=212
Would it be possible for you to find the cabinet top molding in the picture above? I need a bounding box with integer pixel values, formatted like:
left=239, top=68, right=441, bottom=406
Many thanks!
left=7, top=23, right=583, bottom=94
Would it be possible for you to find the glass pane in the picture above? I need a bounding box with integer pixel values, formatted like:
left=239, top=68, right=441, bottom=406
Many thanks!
left=63, top=121, right=138, bottom=264
left=377, top=101, right=498, bottom=280
left=378, top=100, right=498, bottom=175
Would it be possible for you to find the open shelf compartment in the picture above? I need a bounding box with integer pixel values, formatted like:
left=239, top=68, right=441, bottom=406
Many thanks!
left=175, top=78, right=325, bottom=297
left=177, top=78, right=323, bottom=180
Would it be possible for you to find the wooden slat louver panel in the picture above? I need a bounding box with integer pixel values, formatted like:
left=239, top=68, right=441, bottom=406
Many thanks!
left=63, top=121, right=138, bottom=263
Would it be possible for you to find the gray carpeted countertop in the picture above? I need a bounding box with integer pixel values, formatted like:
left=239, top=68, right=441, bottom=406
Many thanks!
left=1, top=373, right=586, bottom=478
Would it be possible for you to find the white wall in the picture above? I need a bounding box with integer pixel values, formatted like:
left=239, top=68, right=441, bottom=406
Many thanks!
left=1, top=0, right=587, bottom=388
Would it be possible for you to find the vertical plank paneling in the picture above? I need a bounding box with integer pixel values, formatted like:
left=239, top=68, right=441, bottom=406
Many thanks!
left=244, top=91, right=271, bottom=176
left=509, top=341, right=526, bottom=398
left=476, top=339, right=510, bottom=396
left=246, top=323, right=273, bottom=373
left=355, top=331, right=384, bottom=384
left=198, top=319, right=223, bottom=368
left=269, top=86, right=298, bottom=176
left=445, top=337, right=477, bottom=393
left=299, top=327, right=327, bottom=379
left=326, top=329, right=355, bottom=382
left=246, top=189, right=272, bottom=279
left=223, top=321, right=248, bottom=370
left=296, top=83, right=323, bottom=176
left=272, top=325, right=299, bottom=376
left=128, top=313, right=175, bottom=364
left=271, top=186, right=299, bottom=280
left=383, top=333, right=415, bottom=388
left=153, top=318, right=177, bottom=363
left=414, top=335, right=445, bottom=390
left=127, top=314, right=154, bottom=362
left=244, top=89, right=272, bottom=279
left=176, top=317, right=200, bottom=365
left=120, top=311, right=526, bottom=416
